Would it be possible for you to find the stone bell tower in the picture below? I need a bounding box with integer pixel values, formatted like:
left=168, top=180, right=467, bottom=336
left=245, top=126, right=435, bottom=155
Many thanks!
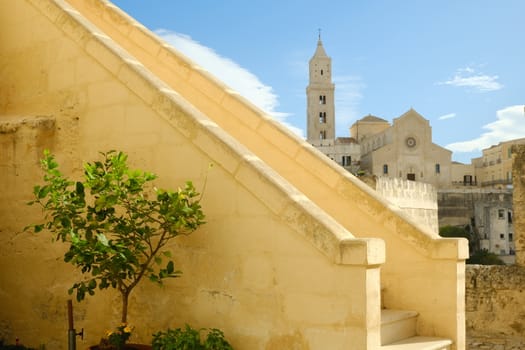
left=306, top=32, right=335, bottom=146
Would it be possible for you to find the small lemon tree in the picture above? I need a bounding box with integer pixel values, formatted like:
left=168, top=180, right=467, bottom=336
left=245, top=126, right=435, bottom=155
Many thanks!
left=27, top=150, right=205, bottom=323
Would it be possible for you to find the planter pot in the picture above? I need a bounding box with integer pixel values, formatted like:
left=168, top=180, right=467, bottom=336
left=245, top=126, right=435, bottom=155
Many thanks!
left=89, top=344, right=152, bottom=350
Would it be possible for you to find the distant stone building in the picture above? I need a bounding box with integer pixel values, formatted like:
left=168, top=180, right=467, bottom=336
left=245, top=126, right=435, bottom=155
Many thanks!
left=473, top=138, right=525, bottom=189
left=305, top=38, right=467, bottom=188
left=438, top=189, right=515, bottom=262
left=306, top=37, right=525, bottom=192
left=305, top=37, right=362, bottom=172
left=355, top=109, right=454, bottom=189
left=305, top=37, right=522, bottom=262
left=475, top=196, right=514, bottom=256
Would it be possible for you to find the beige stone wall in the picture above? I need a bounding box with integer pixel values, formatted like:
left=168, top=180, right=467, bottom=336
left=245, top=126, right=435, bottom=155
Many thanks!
left=450, top=162, right=476, bottom=188
left=376, top=177, right=438, bottom=234
left=0, top=1, right=382, bottom=348
left=512, top=144, right=525, bottom=266
left=350, top=117, right=390, bottom=143
left=476, top=139, right=525, bottom=189
left=361, top=110, right=453, bottom=189
left=314, top=141, right=361, bottom=171
left=62, top=2, right=468, bottom=349
left=466, top=265, right=525, bottom=350
left=0, top=0, right=467, bottom=349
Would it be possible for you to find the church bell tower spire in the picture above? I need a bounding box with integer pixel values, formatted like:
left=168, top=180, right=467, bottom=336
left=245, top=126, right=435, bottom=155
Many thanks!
left=306, top=31, right=335, bottom=145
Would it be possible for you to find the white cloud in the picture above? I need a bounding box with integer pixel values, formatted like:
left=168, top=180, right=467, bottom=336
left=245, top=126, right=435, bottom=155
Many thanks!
left=446, top=105, right=525, bottom=153
left=155, top=29, right=303, bottom=137
left=438, top=66, right=503, bottom=92
left=438, top=112, right=456, bottom=120
left=333, top=75, right=365, bottom=135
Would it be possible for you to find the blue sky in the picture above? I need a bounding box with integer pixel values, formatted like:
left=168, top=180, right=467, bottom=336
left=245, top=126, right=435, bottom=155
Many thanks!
left=112, top=0, right=524, bottom=163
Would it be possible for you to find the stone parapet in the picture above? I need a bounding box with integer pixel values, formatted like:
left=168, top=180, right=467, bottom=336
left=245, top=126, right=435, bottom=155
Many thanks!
left=376, top=177, right=438, bottom=233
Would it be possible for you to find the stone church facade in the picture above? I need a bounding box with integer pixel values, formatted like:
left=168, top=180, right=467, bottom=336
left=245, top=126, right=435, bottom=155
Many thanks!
left=306, top=37, right=522, bottom=193
left=357, top=109, right=453, bottom=189
left=306, top=38, right=522, bottom=262
left=306, top=38, right=456, bottom=188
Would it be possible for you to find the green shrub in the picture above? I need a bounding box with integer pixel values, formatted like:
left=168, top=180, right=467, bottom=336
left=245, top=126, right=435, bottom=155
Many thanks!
left=467, top=249, right=505, bottom=265
left=152, top=325, right=233, bottom=350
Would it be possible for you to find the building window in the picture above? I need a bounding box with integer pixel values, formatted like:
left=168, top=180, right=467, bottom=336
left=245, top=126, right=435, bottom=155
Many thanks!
left=319, top=112, right=326, bottom=123
left=319, top=95, right=326, bottom=104
left=320, top=69, right=324, bottom=75
left=500, top=233, right=505, bottom=239
left=383, top=164, right=388, bottom=174
left=498, top=209, right=505, bottom=219
left=319, top=130, right=326, bottom=140
left=342, top=155, right=352, bottom=166
left=508, top=211, right=513, bottom=224
left=508, top=147, right=512, bottom=159
left=509, top=233, right=513, bottom=241
left=435, top=163, right=440, bottom=174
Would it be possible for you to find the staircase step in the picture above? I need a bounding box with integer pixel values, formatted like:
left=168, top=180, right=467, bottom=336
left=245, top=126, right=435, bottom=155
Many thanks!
left=380, top=336, right=452, bottom=350
left=381, top=309, right=418, bottom=345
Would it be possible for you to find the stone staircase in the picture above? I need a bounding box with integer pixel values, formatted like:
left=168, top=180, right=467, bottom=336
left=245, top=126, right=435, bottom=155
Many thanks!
left=381, top=309, right=452, bottom=350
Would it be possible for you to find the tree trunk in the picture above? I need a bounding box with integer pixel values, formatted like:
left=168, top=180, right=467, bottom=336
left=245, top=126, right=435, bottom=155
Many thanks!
left=121, top=290, right=129, bottom=324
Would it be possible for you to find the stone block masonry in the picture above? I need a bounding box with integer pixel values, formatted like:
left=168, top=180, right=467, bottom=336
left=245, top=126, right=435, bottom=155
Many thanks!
left=465, top=143, right=525, bottom=350
left=512, top=144, right=525, bottom=266
left=466, top=265, right=525, bottom=350
left=376, top=176, right=438, bottom=233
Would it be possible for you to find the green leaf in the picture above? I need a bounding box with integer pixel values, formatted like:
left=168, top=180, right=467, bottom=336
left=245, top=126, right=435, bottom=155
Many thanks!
left=75, top=181, right=84, bottom=195
left=166, top=261, right=174, bottom=274
left=37, top=186, right=50, bottom=199
left=97, top=233, right=109, bottom=246
left=149, top=274, right=159, bottom=283
left=88, top=279, right=97, bottom=289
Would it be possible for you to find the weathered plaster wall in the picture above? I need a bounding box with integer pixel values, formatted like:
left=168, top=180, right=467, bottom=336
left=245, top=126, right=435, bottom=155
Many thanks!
left=466, top=265, right=525, bottom=350
left=376, top=177, right=438, bottom=234
left=512, top=144, right=525, bottom=266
